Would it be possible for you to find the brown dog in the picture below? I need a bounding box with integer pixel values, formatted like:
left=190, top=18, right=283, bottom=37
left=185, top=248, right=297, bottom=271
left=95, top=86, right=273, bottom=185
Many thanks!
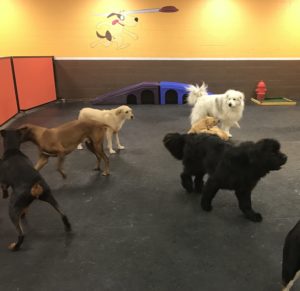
left=188, top=116, right=229, bottom=141
left=18, top=120, right=110, bottom=178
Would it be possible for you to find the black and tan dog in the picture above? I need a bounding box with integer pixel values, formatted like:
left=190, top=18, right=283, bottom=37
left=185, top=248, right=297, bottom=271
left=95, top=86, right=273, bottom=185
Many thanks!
left=0, top=129, right=71, bottom=251
left=19, top=119, right=110, bottom=179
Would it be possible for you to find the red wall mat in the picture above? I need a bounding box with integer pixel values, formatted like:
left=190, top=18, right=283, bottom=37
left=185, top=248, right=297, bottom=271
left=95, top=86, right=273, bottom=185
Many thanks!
left=0, top=58, right=18, bottom=126
left=13, top=57, right=56, bottom=110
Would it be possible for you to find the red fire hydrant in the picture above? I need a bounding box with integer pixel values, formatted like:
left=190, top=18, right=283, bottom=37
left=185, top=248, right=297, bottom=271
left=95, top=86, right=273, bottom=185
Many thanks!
left=256, top=80, right=267, bottom=101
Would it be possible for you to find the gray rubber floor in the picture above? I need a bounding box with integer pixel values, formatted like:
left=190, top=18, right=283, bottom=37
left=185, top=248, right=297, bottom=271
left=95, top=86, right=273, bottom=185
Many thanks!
left=0, top=102, right=300, bottom=291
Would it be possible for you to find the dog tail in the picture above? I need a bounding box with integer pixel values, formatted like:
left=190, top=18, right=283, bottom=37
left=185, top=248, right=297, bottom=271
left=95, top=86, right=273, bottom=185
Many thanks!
left=187, top=82, right=208, bottom=106
left=163, top=133, right=187, bottom=160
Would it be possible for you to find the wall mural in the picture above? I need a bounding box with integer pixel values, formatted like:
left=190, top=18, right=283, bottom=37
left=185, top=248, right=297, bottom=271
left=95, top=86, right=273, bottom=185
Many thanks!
left=91, top=6, right=178, bottom=50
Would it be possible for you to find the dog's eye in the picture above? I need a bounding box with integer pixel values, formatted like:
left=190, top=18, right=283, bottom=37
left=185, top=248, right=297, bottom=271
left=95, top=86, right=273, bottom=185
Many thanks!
left=125, top=111, right=128, bottom=113
left=233, top=98, right=236, bottom=101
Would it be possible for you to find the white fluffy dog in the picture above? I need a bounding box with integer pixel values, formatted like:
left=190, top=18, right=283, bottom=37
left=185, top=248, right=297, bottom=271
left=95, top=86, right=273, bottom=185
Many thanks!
left=78, top=105, right=134, bottom=154
left=187, top=83, right=245, bottom=137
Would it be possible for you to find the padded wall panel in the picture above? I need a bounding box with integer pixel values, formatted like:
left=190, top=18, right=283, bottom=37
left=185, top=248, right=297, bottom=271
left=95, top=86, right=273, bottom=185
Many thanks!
left=55, top=60, right=300, bottom=101
left=13, top=57, right=56, bottom=110
left=0, top=58, right=18, bottom=126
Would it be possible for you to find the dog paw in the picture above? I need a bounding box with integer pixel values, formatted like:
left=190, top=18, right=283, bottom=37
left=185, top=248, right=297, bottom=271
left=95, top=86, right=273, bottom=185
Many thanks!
left=246, top=212, right=263, bottom=223
left=201, top=200, right=213, bottom=211
left=64, top=224, right=72, bottom=232
left=8, top=242, right=19, bottom=251
left=109, top=149, right=116, bottom=154
left=102, top=171, right=110, bottom=176
left=181, top=182, right=193, bottom=193
left=180, top=174, right=193, bottom=193
left=59, top=171, right=67, bottom=179
left=183, top=186, right=193, bottom=193
left=62, top=215, right=72, bottom=232
left=118, top=145, right=125, bottom=150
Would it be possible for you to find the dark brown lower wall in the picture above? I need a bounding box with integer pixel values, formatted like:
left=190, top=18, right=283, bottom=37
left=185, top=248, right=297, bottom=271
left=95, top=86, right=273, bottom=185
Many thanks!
left=54, top=60, right=300, bottom=102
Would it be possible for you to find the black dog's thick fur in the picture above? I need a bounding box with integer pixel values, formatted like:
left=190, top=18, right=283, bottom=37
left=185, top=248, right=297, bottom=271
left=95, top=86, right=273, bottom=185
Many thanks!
left=0, top=129, right=71, bottom=251
left=163, top=133, right=287, bottom=222
left=282, top=220, right=300, bottom=290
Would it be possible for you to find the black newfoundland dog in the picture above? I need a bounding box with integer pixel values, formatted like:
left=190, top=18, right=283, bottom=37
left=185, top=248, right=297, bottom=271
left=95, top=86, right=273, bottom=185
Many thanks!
left=163, top=133, right=287, bottom=222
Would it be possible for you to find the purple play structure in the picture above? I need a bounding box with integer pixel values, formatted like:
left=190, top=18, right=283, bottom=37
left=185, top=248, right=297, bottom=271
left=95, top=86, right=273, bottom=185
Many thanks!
left=91, top=82, right=160, bottom=105
left=91, top=81, right=196, bottom=105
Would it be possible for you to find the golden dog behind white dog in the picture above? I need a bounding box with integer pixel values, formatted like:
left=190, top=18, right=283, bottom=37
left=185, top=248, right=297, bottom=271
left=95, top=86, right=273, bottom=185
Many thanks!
left=78, top=105, right=134, bottom=154
left=188, top=116, right=230, bottom=141
left=188, top=116, right=218, bottom=134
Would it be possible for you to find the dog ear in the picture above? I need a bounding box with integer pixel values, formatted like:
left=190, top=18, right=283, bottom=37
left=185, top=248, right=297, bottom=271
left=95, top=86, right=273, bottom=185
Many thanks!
left=255, top=139, right=279, bottom=153
left=17, top=127, right=28, bottom=140
left=229, top=142, right=257, bottom=165
left=116, top=109, right=123, bottom=115
left=205, top=118, right=211, bottom=129
left=247, top=148, right=260, bottom=164
left=224, top=92, right=230, bottom=99
left=0, top=129, right=7, bottom=137
left=213, top=118, right=219, bottom=126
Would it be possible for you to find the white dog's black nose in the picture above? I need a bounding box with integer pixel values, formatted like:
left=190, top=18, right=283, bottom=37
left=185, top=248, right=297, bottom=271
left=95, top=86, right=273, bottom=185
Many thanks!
left=228, top=103, right=232, bottom=107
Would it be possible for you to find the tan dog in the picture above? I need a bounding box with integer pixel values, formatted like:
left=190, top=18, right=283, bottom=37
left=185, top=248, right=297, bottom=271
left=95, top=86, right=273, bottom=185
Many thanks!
left=78, top=105, right=134, bottom=154
left=188, top=116, right=218, bottom=133
left=18, top=120, right=110, bottom=178
left=188, top=116, right=230, bottom=141
left=199, top=127, right=230, bottom=141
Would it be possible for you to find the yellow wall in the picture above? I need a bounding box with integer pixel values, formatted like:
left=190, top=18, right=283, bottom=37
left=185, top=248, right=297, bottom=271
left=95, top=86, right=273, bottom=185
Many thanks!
left=1, top=0, right=300, bottom=57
